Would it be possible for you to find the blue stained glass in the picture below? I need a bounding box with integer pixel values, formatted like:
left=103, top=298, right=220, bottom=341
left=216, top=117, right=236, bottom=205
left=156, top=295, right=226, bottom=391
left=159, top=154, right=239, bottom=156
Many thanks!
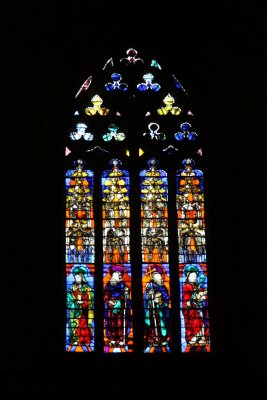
left=137, top=83, right=147, bottom=92
left=119, top=83, right=128, bottom=91
left=181, top=122, right=191, bottom=131
left=105, top=83, right=115, bottom=91
left=172, top=74, right=187, bottom=94
left=151, top=84, right=161, bottom=92
left=111, top=73, right=121, bottom=81
left=137, top=73, right=161, bottom=92
left=188, top=132, right=198, bottom=140
left=105, top=72, right=128, bottom=91
left=175, top=123, right=198, bottom=142
left=174, top=132, right=185, bottom=141
left=174, top=80, right=182, bottom=89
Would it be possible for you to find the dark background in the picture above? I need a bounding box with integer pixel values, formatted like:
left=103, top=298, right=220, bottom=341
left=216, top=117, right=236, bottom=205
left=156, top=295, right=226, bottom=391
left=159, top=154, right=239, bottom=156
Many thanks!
left=2, top=1, right=266, bottom=398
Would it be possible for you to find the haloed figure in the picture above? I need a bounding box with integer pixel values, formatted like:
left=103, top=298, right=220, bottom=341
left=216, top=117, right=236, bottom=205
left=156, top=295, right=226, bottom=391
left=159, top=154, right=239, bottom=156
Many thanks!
left=103, top=264, right=131, bottom=347
left=144, top=264, right=170, bottom=347
left=67, top=266, right=94, bottom=347
left=182, top=264, right=209, bottom=347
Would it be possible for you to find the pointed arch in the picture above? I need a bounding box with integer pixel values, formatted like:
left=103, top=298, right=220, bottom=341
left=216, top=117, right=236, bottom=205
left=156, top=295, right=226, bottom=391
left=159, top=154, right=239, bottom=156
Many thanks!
left=64, top=47, right=212, bottom=354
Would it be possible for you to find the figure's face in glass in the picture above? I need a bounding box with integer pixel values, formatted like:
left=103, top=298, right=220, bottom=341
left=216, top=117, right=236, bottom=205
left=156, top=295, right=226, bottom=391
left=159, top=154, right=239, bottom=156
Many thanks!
left=152, top=272, right=163, bottom=285
left=112, top=271, right=122, bottom=283
left=75, top=274, right=83, bottom=283
left=188, top=272, right=197, bottom=283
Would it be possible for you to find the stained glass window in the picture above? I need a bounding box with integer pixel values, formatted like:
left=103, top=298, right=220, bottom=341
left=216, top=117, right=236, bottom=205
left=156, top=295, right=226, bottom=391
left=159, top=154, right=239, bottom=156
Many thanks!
left=65, top=159, right=95, bottom=351
left=140, top=158, right=171, bottom=352
left=64, top=47, right=212, bottom=354
left=102, top=159, right=133, bottom=352
left=176, top=158, right=211, bottom=352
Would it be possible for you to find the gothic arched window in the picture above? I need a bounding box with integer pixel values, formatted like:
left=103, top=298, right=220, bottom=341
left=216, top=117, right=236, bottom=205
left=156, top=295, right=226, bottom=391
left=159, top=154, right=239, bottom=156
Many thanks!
left=64, top=48, right=211, bottom=354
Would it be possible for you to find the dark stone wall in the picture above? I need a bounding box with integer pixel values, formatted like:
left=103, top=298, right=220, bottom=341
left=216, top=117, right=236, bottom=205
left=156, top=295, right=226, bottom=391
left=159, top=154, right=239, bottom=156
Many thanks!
left=2, top=1, right=266, bottom=397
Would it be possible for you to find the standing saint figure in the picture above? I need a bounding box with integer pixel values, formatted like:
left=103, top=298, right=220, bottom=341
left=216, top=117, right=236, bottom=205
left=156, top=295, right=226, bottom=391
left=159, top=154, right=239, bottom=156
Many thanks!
left=144, top=264, right=170, bottom=348
left=181, top=264, right=209, bottom=348
left=66, top=265, right=94, bottom=348
left=103, top=264, right=131, bottom=347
